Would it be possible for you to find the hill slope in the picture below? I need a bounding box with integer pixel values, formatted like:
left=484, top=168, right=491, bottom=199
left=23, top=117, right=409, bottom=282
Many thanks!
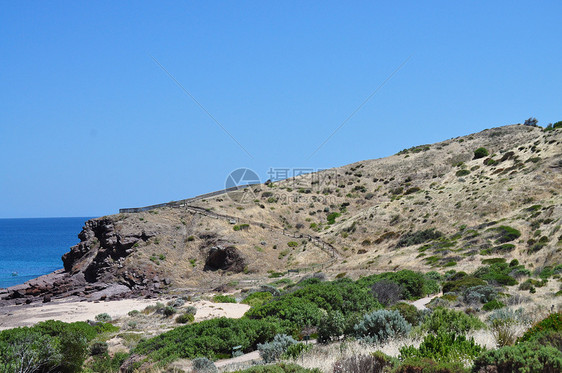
left=2, top=123, right=561, bottom=303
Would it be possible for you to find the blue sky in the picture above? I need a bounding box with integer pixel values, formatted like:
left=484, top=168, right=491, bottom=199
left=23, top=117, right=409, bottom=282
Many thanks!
left=1, top=1, right=561, bottom=218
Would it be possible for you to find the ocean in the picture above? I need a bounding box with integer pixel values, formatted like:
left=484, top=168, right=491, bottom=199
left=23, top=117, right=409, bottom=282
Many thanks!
left=0, top=217, right=93, bottom=289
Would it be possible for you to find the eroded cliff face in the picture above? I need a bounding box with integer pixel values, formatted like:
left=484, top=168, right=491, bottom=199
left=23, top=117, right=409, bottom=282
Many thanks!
left=1, top=216, right=165, bottom=304
left=62, top=217, right=154, bottom=282
left=1, top=210, right=254, bottom=305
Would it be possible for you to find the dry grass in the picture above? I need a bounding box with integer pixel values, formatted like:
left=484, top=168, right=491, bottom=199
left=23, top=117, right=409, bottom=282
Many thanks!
left=282, top=338, right=421, bottom=373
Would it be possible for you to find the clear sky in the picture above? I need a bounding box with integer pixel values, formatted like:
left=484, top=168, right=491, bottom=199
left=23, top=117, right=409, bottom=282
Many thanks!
left=1, top=1, right=561, bottom=218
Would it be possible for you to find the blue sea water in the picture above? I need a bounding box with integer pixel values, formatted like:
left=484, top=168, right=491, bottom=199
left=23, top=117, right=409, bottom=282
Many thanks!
left=0, top=217, right=93, bottom=289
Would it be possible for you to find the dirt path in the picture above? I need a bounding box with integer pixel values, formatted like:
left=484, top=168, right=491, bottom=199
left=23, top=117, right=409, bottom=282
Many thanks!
left=410, top=293, right=441, bottom=310
left=215, top=350, right=261, bottom=368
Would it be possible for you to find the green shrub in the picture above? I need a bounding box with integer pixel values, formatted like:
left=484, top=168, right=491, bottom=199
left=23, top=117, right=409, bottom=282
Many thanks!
left=232, top=363, right=321, bottom=372
left=391, top=302, right=423, bottom=327
left=394, top=358, right=468, bottom=373
left=246, top=296, right=324, bottom=328
left=462, top=285, right=499, bottom=305
left=483, top=299, right=506, bottom=311
left=282, top=342, right=312, bottom=360
left=474, top=147, right=489, bottom=159
left=246, top=279, right=380, bottom=329
left=90, top=341, right=109, bottom=356
left=473, top=262, right=518, bottom=286
left=421, top=308, right=485, bottom=335
left=495, top=226, right=521, bottom=243
left=396, top=229, right=443, bottom=248
left=456, top=169, right=471, bottom=177
left=327, top=212, right=341, bottom=225
left=488, top=308, right=529, bottom=347
left=0, top=328, right=61, bottom=373
left=128, top=310, right=140, bottom=317
left=287, top=241, right=299, bottom=248
left=519, top=312, right=562, bottom=343
left=134, top=317, right=284, bottom=363
left=0, top=320, right=110, bottom=373
left=163, top=306, right=177, bottom=317
left=400, top=332, right=484, bottom=363
left=95, top=313, right=112, bottom=322
left=87, top=351, right=128, bottom=373
left=333, top=354, right=390, bottom=373
left=258, top=334, right=297, bottom=363
left=371, top=280, right=403, bottom=306
left=358, top=270, right=438, bottom=300
left=318, top=311, right=345, bottom=343
left=175, top=313, right=195, bottom=324
left=192, top=357, right=218, bottom=373
left=472, top=342, right=562, bottom=373
left=443, top=275, right=486, bottom=293
left=242, top=292, right=273, bottom=308
left=354, top=310, right=411, bottom=344
left=213, top=294, right=237, bottom=303
left=489, top=244, right=516, bottom=254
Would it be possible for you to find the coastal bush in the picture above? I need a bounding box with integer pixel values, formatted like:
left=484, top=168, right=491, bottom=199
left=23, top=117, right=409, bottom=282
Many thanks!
left=394, top=358, right=468, bottom=373
left=163, top=306, right=177, bottom=317
left=483, top=299, right=506, bottom=311
left=400, top=332, right=484, bottom=363
left=442, top=275, right=486, bottom=293
left=258, top=334, right=298, bottom=363
left=474, top=147, right=489, bottom=159
left=0, top=327, right=61, bottom=373
left=357, top=270, right=438, bottom=299
left=519, top=312, right=562, bottom=343
left=95, top=313, right=112, bottom=322
left=421, top=308, right=485, bottom=335
left=192, top=357, right=218, bottom=373
left=134, top=317, right=284, bottom=363
left=495, top=225, right=521, bottom=243
left=87, top=351, right=128, bottom=373
left=396, top=229, right=443, bottom=248
left=282, top=342, right=312, bottom=360
left=333, top=354, right=388, bottom=373
left=242, top=291, right=273, bottom=308
left=473, top=262, right=518, bottom=286
left=213, top=294, right=237, bottom=303
left=327, top=212, right=341, bottom=224
left=232, top=363, right=321, bottom=372
left=317, top=310, right=345, bottom=343
left=246, top=296, right=324, bottom=328
left=371, top=280, right=403, bottom=306
left=456, top=169, right=471, bottom=177
left=472, top=343, right=562, bottom=373
left=246, top=279, right=380, bottom=328
left=462, top=285, right=499, bottom=305
left=488, top=308, right=529, bottom=347
left=391, top=302, right=424, bottom=326
left=175, top=313, right=195, bottom=324
left=354, top=309, right=411, bottom=344
left=0, top=320, right=112, bottom=373
left=90, top=341, right=109, bottom=356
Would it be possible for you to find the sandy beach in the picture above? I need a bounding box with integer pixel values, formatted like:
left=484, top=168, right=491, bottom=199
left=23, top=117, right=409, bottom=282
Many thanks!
left=0, top=297, right=251, bottom=330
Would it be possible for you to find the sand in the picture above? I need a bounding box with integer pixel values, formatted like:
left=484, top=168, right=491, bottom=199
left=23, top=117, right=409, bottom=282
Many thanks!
left=0, top=298, right=251, bottom=330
